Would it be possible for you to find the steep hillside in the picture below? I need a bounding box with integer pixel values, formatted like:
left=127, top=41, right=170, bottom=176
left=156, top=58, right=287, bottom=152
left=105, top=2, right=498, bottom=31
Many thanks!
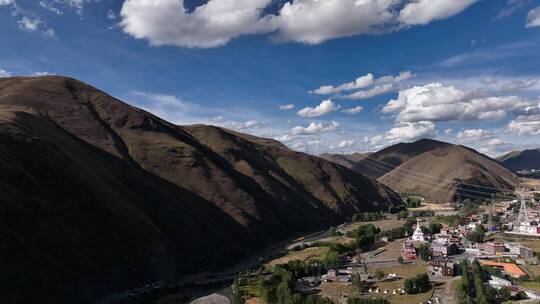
left=497, top=149, right=540, bottom=171
left=320, top=152, right=368, bottom=169
left=354, top=139, right=450, bottom=179
left=353, top=139, right=518, bottom=202
left=0, top=76, right=400, bottom=304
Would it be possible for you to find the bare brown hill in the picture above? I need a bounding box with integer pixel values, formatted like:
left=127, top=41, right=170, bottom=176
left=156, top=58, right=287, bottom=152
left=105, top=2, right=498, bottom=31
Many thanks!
left=0, top=76, right=400, bottom=304
left=352, top=139, right=518, bottom=202
left=320, top=152, right=368, bottom=169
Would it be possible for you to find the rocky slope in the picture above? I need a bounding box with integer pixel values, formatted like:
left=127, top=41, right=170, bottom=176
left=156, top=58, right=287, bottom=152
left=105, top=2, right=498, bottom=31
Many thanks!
left=0, top=76, right=400, bottom=304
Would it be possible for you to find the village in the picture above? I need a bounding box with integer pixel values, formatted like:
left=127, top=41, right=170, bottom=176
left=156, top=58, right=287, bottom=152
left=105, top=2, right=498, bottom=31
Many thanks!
left=212, top=186, right=540, bottom=304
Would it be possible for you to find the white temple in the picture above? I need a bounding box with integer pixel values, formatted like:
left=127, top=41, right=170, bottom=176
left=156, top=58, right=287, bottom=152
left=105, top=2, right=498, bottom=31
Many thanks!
left=412, top=218, right=426, bottom=242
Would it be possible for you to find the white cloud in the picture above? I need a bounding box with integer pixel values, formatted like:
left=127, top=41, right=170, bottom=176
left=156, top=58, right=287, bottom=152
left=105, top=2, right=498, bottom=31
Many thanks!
left=456, top=129, right=493, bottom=142
left=312, top=73, right=374, bottom=95
left=398, top=0, right=477, bottom=25
left=275, top=134, right=295, bottom=143
left=502, top=78, right=538, bottom=91
left=279, top=104, right=294, bottom=110
left=444, top=128, right=453, bottom=135
left=377, top=71, right=415, bottom=84
left=18, top=16, right=42, bottom=32
left=290, top=121, right=340, bottom=135
left=508, top=114, right=540, bottom=135
left=0, top=0, right=14, bottom=5
left=385, top=121, right=436, bottom=143
left=496, top=0, right=529, bottom=20
left=342, top=106, right=363, bottom=114
left=370, top=134, right=384, bottom=145
left=120, top=0, right=274, bottom=48
left=226, top=119, right=265, bottom=131
left=40, top=1, right=63, bottom=14
left=31, top=72, right=52, bottom=76
left=344, top=83, right=394, bottom=100
left=338, top=139, right=355, bottom=148
left=526, top=6, right=540, bottom=28
left=382, top=82, right=531, bottom=123
left=312, top=71, right=413, bottom=96
left=297, top=100, right=340, bottom=117
left=107, top=9, right=116, bottom=19
left=119, top=0, right=476, bottom=48
left=54, top=0, right=94, bottom=15
left=0, top=69, right=12, bottom=77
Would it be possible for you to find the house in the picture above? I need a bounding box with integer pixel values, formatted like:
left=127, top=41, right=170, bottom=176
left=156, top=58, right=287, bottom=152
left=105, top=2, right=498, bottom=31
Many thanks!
left=324, top=269, right=337, bottom=282
left=479, top=242, right=505, bottom=255
left=506, top=242, right=535, bottom=259
left=479, top=260, right=527, bottom=278
left=429, top=258, right=455, bottom=277
left=431, top=242, right=459, bottom=257
left=401, top=241, right=418, bottom=260
left=488, top=275, right=513, bottom=289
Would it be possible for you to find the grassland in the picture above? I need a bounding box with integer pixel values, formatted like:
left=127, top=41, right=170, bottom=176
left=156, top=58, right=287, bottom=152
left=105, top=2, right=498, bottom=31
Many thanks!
left=265, top=246, right=330, bottom=267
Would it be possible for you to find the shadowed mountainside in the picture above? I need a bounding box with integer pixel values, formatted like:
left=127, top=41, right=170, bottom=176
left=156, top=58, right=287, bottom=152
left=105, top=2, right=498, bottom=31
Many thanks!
left=0, top=76, right=400, bottom=304
left=497, top=148, right=540, bottom=171
left=320, top=152, right=368, bottom=169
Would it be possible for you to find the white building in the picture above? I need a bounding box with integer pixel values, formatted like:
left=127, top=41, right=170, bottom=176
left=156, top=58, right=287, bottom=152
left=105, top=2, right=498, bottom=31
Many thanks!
left=412, top=219, right=427, bottom=242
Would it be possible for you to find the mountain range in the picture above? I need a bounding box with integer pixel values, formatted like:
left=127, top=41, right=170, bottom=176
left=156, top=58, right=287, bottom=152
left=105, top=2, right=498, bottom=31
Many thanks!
left=326, top=139, right=519, bottom=202
left=497, top=149, right=540, bottom=172
left=0, top=76, right=400, bottom=304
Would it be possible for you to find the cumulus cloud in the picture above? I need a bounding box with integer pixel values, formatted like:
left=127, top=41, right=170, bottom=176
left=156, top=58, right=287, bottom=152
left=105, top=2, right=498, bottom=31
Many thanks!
left=526, top=5, right=540, bottom=28
left=0, top=0, right=15, bottom=5
left=312, top=71, right=413, bottom=97
left=119, top=0, right=476, bottom=48
left=120, top=0, right=274, bottom=48
left=398, top=0, right=477, bottom=25
left=508, top=114, right=540, bottom=135
left=370, top=134, right=384, bottom=145
left=290, top=121, right=340, bottom=135
left=226, top=119, right=265, bottom=131
left=297, top=100, right=340, bottom=117
left=456, top=129, right=493, bottom=141
left=18, top=16, right=42, bottom=32
left=385, top=121, right=436, bottom=143
left=279, top=104, right=294, bottom=110
left=312, top=73, right=374, bottom=95
left=275, top=134, right=295, bottom=143
left=31, top=71, right=52, bottom=76
left=344, top=83, right=394, bottom=100
left=382, top=82, right=530, bottom=123
left=444, top=128, right=453, bottom=135
left=342, top=106, right=364, bottom=114
left=0, top=69, right=12, bottom=77
left=338, top=139, right=355, bottom=148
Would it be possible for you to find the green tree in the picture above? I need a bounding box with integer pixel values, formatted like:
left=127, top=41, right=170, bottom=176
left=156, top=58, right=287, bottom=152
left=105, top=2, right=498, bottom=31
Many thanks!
left=498, top=287, right=511, bottom=302
left=417, top=243, right=432, bottom=261
left=404, top=278, right=415, bottom=294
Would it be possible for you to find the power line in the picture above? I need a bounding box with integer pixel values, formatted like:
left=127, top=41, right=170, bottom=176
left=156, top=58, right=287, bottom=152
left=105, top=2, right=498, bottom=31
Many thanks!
left=359, top=155, right=516, bottom=193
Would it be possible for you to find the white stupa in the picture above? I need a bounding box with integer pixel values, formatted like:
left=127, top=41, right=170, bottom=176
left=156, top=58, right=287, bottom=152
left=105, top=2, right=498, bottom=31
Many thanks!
left=412, top=218, right=426, bottom=242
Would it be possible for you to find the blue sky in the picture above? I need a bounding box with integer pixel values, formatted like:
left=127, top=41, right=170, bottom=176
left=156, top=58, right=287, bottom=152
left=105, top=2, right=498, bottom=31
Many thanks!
left=1, top=0, right=540, bottom=157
